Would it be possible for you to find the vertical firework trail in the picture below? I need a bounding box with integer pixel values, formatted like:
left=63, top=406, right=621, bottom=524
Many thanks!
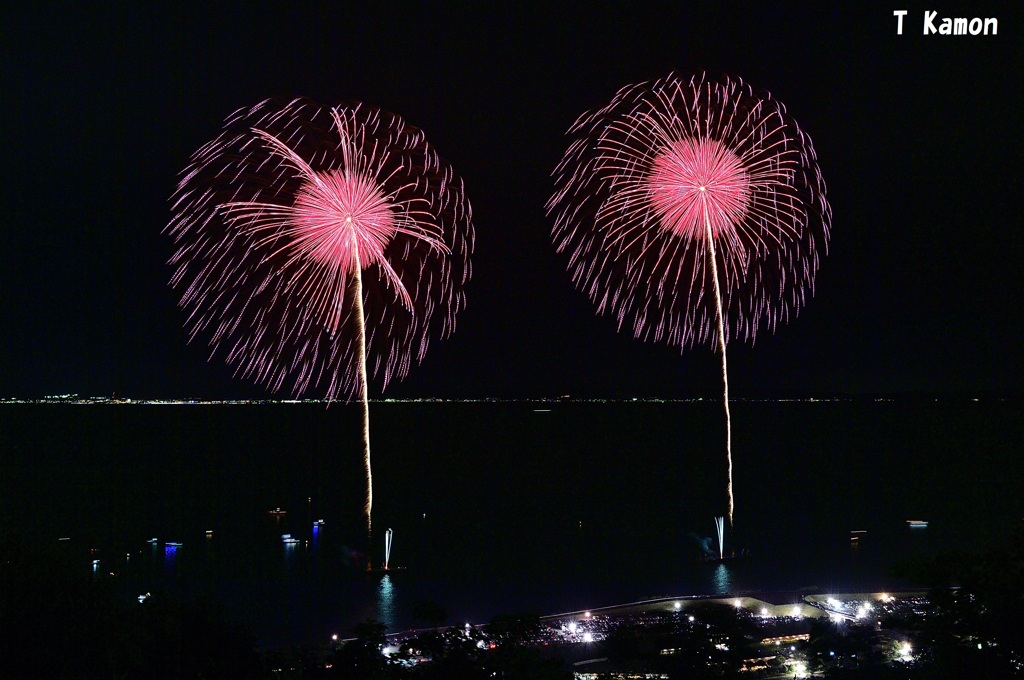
left=351, top=248, right=373, bottom=535
left=548, top=73, right=830, bottom=524
left=715, top=516, right=725, bottom=560
left=704, top=210, right=733, bottom=521
left=167, top=99, right=473, bottom=538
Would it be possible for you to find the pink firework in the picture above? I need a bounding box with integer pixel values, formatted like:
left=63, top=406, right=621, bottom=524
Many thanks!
left=547, top=73, right=831, bottom=523
left=167, top=98, right=473, bottom=534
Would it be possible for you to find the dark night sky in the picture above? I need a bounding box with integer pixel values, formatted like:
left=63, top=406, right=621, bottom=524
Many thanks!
left=2, top=3, right=1020, bottom=400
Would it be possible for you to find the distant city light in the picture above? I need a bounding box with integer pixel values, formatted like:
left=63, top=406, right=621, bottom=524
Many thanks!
left=674, top=601, right=681, bottom=610
left=792, top=606, right=802, bottom=617
left=582, top=632, right=593, bottom=643
left=761, top=607, right=769, bottom=617
left=734, top=599, right=742, bottom=608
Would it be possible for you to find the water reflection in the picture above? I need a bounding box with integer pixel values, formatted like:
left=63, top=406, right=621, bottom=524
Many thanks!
left=713, top=562, right=732, bottom=594
left=312, top=520, right=323, bottom=552
left=164, top=543, right=180, bottom=574
left=377, top=575, right=395, bottom=631
left=282, top=534, right=299, bottom=571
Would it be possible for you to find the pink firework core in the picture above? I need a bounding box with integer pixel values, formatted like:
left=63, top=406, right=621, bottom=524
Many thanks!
left=645, top=137, right=750, bottom=240
left=291, top=169, right=396, bottom=273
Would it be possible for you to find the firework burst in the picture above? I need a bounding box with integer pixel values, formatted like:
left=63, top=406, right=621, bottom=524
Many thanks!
left=547, top=73, right=830, bottom=523
left=167, top=98, right=474, bottom=535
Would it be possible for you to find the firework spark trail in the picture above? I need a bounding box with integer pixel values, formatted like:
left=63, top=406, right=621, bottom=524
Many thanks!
left=548, top=73, right=830, bottom=525
left=167, top=99, right=473, bottom=537
left=352, top=248, right=373, bottom=535
left=384, top=527, right=393, bottom=571
left=704, top=212, right=733, bottom=524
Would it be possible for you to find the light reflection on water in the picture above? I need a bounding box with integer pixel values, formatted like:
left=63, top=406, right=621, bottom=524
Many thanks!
left=377, top=575, right=395, bottom=630
left=713, top=562, right=732, bottom=594
left=164, top=544, right=179, bottom=574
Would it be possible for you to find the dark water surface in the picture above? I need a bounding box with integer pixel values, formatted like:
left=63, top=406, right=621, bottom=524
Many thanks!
left=2, top=400, right=1020, bottom=645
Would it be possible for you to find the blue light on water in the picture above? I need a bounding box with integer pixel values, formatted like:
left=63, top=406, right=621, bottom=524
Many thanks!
left=163, top=543, right=180, bottom=574
left=377, top=574, right=395, bottom=631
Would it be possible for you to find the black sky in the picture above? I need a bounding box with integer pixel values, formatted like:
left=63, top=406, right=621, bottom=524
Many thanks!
left=2, top=3, right=1020, bottom=399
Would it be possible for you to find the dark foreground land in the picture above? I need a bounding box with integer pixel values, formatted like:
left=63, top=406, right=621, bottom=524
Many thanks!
left=2, top=526, right=1023, bottom=678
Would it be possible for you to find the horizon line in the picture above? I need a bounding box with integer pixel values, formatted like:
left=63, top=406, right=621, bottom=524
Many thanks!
left=3, top=394, right=1019, bottom=405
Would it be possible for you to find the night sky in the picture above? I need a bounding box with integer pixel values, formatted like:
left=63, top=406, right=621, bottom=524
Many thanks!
left=3, top=3, right=1020, bottom=400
